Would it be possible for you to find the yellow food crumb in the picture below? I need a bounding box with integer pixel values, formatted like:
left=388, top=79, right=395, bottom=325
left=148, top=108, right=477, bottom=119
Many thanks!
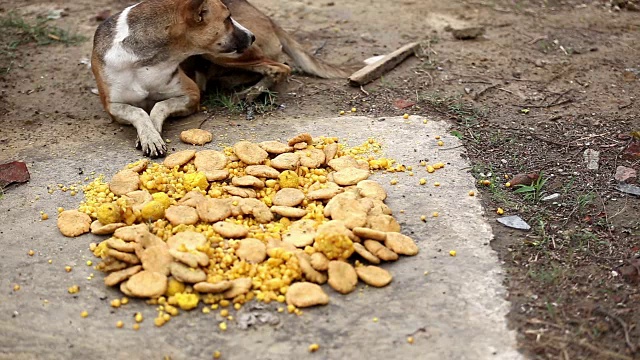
left=505, top=182, right=511, bottom=187
left=220, top=309, right=229, bottom=317
left=449, top=250, right=457, bottom=257
left=437, top=141, right=444, bottom=146
left=175, top=292, right=200, bottom=311
left=166, top=278, right=186, bottom=297
left=373, top=317, right=379, bottom=323
left=133, top=323, right=140, bottom=331
left=433, top=212, right=439, bottom=217
left=423, top=119, right=427, bottom=124
left=407, top=336, right=414, bottom=344
left=202, top=307, right=211, bottom=314
left=434, top=182, right=440, bottom=187
left=213, top=351, right=222, bottom=359
left=468, top=190, right=475, bottom=196
left=80, top=310, right=88, bottom=318
left=339, top=110, right=345, bottom=115
left=41, top=212, right=49, bottom=220
left=314, top=232, right=354, bottom=260
left=65, top=266, right=72, bottom=272
left=135, top=312, right=143, bottom=323
left=481, top=179, right=491, bottom=186
left=308, top=344, right=320, bottom=353
left=111, top=299, right=121, bottom=308
left=390, top=179, right=398, bottom=185
left=233, top=303, right=241, bottom=311
left=28, top=250, right=34, bottom=256
left=48, top=259, right=52, bottom=264
left=403, top=114, right=409, bottom=119
left=68, top=285, right=79, bottom=294
left=121, top=297, right=129, bottom=305
left=219, top=322, right=227, bottom=331
left=426, top=165, right=434, bottom=173
left=13, top=284, right=20, bottom=291
left=57, top=207, right=64, bottom=213
left=420, top=215, right=426, bottom=222
left=497, top=208, right=504, bottom=215
left=86, top=260, right=93, bottom=266
left=351, top=107, right=357, bottom=112
left=152, top=192, right=171, bottom=209
left=183, top=172, right=208, bottom=192
left=278, top=170, right=299, bottom=189
left=141, top=201, right=165, bottom=221
left=116, top=320, right=124, bottom=328
left=96, top=203, right=121, bottom=225
left=419, top=178, right=426, bottom=185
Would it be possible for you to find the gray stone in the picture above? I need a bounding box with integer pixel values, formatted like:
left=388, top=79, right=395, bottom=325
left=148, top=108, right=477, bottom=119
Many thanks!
left=616, top=183, right=640, bottom=196
left=497, top=215, right=531, bottom=231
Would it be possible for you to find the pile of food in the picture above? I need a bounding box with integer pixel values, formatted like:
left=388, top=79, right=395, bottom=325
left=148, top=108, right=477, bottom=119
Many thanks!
left=56, top=132, right=420, bottom=326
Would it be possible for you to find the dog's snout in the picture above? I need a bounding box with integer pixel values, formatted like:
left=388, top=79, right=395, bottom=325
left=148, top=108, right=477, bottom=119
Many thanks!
left=228, top=18, right=254, bottom=53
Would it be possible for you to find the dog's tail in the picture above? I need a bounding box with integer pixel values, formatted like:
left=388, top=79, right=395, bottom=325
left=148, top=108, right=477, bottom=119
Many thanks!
left=273, top=23, right=349, bottom=79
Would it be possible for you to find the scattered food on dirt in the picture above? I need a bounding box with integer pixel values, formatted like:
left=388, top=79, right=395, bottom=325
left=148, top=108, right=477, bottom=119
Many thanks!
left=55, top=135, right=426, bottom=328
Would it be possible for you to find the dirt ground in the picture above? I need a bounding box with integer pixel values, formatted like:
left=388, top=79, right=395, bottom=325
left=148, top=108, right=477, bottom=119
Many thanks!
left=1, top=0, right=639, bottom=359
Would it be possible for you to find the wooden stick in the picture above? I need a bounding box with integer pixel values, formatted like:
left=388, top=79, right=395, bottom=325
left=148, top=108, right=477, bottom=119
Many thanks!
left=348, top=42, right=420, bottom=86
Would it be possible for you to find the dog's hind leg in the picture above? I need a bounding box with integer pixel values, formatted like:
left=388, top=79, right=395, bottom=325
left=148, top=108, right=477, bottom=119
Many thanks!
left=109, top=103, right=167, bottom=158
left=203, top=48, right=291, bottom=103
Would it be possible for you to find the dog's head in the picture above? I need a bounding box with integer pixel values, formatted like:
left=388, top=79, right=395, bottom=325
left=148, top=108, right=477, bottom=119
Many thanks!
left=176, top=0, right=255, bottom=56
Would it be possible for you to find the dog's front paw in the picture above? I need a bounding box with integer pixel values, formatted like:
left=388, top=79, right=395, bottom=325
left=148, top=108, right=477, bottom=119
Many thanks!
left=137, top=130, right=167, bottom=158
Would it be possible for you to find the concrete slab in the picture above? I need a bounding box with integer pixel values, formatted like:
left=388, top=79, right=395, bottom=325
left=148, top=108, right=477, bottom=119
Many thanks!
left=0, top=115, right=521, bottom=360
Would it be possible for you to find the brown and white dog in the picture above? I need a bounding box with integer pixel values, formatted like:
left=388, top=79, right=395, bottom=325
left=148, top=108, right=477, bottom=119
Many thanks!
left=92, top=0, right=346, bottom=158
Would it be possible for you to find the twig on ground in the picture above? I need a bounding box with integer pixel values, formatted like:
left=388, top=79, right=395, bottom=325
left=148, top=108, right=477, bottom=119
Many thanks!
left=473, top=83, right=499, bottom=100
left=548, top=336, right=633, bottom=360
left=528, top=36, right=548, bottom=45
left=512, top=99, right=573, bottom=108
left=594, top=307, right=637, bottom=354
left=312, top=40, right=327, bottom=56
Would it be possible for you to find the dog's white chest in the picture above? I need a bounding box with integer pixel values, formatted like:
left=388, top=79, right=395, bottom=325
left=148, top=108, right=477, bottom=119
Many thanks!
left=103, top=3, right=181, bottom=106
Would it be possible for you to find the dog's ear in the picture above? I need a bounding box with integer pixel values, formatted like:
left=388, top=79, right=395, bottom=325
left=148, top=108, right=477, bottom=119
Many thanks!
left=185, top=0, right=207, bottom=24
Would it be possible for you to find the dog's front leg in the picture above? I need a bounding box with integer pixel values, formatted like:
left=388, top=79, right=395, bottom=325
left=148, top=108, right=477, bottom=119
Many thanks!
left=149, top=74, right=200, bottom=134
left=109, top=103, right=167, bottom=158
left=149, top=95, right=200, bottom=134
